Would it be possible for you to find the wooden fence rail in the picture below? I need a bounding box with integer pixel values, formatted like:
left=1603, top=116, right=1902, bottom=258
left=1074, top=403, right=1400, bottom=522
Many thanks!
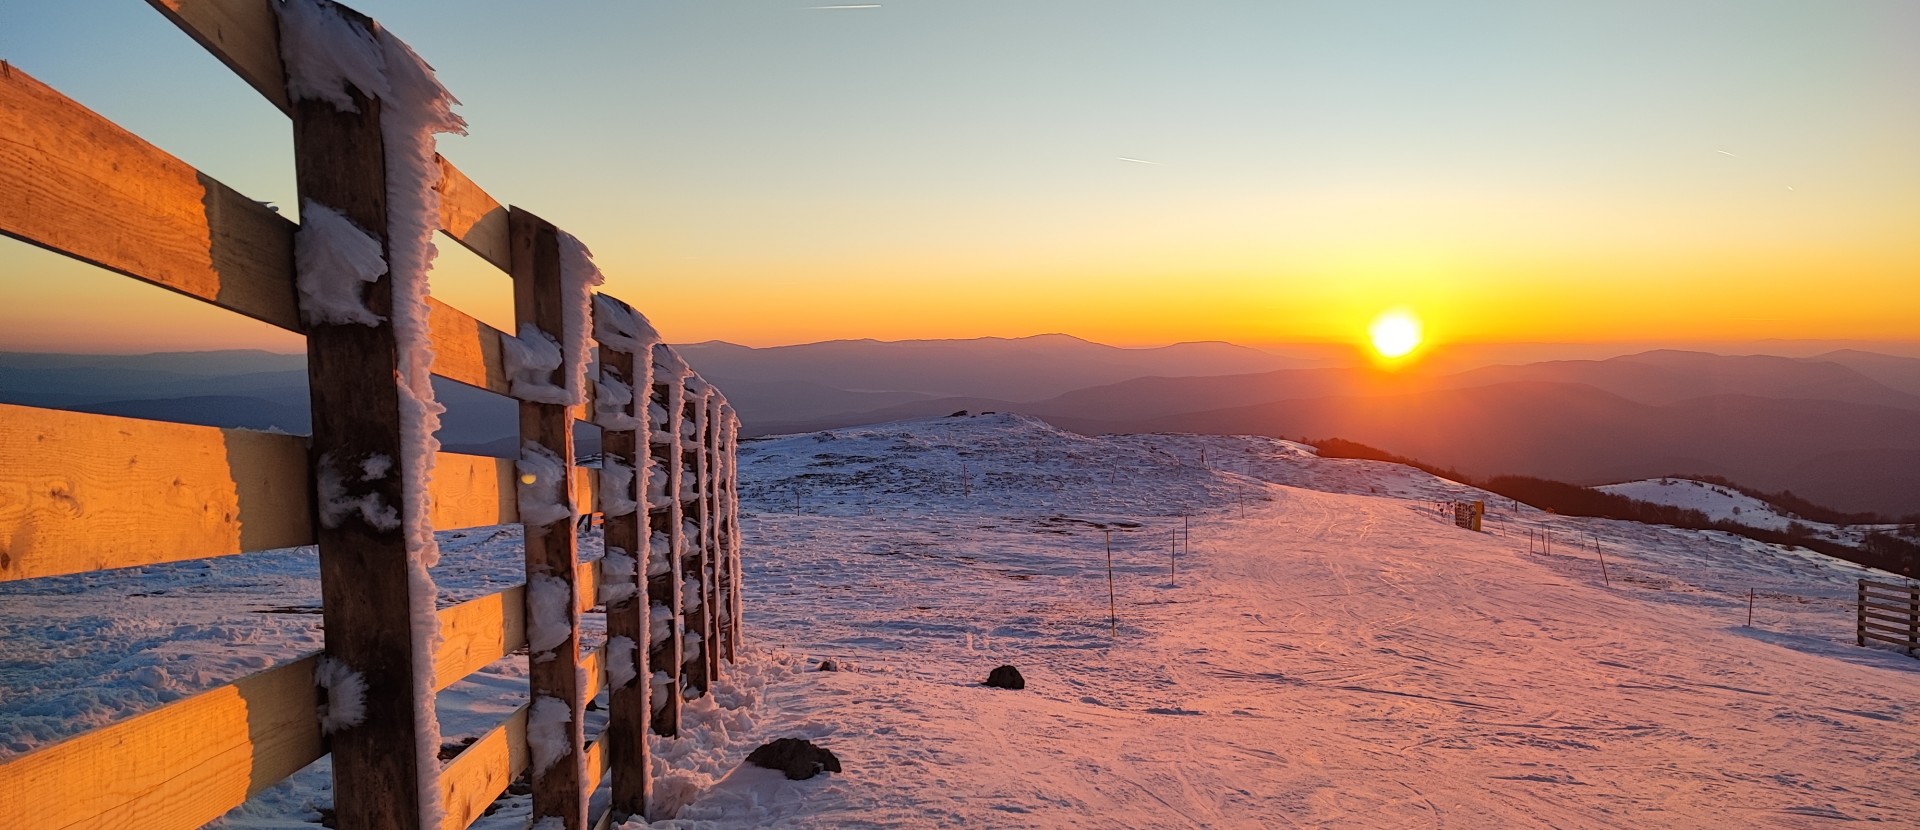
left=0, top=1, right=744, bottom=828
left=1857, top=579, right=1919, bottom=658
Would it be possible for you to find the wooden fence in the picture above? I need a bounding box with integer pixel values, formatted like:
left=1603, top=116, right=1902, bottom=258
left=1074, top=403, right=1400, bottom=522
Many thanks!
left=0, top=1, right=742, bottom=828
left=1857, top=579, right=1919, bottom=658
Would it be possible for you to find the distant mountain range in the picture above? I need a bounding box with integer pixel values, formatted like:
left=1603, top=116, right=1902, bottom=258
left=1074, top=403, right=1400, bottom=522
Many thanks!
left=5, top=338, right=1918, bottom=516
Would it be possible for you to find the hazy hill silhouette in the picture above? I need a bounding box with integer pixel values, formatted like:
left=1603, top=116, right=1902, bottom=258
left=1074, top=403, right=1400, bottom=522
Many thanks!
left=1146, top=382, right=1920, bottom=515
left=5, top=344, right=1917, bottom=514
left=678, top=334, right=1313, bottom=401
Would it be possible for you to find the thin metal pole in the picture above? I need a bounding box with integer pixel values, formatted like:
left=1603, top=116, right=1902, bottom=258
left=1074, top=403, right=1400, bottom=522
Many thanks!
left=1104, top=530, right=1117, bottom=637
left=1747, top=588, right=1754, bottom=627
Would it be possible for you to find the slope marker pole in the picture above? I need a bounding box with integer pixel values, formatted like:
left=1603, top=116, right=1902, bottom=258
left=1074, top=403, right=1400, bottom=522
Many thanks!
left=1104, top=529, right=1117, bottom=638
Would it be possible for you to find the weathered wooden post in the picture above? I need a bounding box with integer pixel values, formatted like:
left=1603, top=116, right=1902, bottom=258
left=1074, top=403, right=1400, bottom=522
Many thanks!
left=681, top=380, right=713, bottom=697
left=723, top=405, right=744, bottom=662
left=591, top=293, right=654, bottom=820
left=509, top=207, right=591, bottom=829
left=647, top=344, right=687, bottom=735
left=704, top=392, right=726, bottom=682
left=280, top=2, right=460, bottom=826
left=712, top=402, right=735, bottom=665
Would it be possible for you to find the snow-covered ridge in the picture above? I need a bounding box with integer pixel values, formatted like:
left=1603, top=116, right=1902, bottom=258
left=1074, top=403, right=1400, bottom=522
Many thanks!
left=1598, top=478, right=1900, bottom=546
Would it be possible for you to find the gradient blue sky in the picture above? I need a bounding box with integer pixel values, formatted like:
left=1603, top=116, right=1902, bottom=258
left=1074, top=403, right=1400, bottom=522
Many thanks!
left=2, top=1, right=1915, bottom=353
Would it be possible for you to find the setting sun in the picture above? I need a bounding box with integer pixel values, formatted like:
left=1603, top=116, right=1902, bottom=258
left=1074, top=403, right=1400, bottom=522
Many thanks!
left=1368, top=310, right=1423, bottom=359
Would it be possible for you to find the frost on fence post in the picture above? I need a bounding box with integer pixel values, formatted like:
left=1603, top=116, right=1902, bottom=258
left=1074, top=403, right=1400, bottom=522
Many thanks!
left=679, top=378, right=714, bottom=698
left=590, top=291, right=662, bottom=820
left=723, top=404, right=743, bottom=659
left=647, top=343, right=690, bottom=736
left=702, top=391, right=725, bottom=682
left=277, top=0, right=464, bottom=826
left=511, top=206, right=598, bottom=830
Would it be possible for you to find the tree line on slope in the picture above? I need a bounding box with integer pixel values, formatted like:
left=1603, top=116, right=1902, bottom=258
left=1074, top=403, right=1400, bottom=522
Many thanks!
left=1309, top=437, right=1918, bottom=579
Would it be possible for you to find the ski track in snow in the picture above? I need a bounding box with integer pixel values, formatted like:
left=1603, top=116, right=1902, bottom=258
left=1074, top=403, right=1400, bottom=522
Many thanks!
left=3, top=413, right=1917, bottom=828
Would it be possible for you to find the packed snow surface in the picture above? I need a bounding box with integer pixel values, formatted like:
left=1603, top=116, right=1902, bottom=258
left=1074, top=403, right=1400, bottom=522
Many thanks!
left=4, top=413, right=1917, bottom=828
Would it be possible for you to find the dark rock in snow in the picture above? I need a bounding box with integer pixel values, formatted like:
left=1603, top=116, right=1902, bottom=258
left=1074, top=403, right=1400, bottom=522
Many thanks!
left=948, top=410, right=970, bottom=417
left=746, top=738, right=842, bottom=780
left=817, top=659, right=839, bottom=672
left=984, top=664, right=1025, bottom=689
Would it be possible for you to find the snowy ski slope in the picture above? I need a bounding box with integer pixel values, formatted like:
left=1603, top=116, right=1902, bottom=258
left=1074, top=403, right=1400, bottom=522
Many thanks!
left=2, top=413, right=1916, bottom=827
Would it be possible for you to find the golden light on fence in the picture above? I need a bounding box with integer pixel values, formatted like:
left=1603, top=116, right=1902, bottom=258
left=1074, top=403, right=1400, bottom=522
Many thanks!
left=1367, top=309, right=1423, bottom=361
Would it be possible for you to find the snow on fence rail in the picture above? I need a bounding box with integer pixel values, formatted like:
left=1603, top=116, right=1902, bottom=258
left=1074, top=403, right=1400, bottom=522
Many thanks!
left=1856, top=579, right=1920, bottom=658
left=0, top=1, right=742, bottom=828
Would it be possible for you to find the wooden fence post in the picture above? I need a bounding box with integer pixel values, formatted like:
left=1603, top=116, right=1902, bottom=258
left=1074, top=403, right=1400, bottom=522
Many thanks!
left=510, top=208, right=586, bottom=830
left=681, top=382, right=713, bottom=698
left=1909, top=584, right=1918, bottom=658
left=723, top=406, right=743, bottom=662
left=647, top=345, right=685, bottom=735
left=592, top=295, right=649, bottom=821
left=704, top=393, right=726, bottom=680
left=1858, top=580, right=1867, bottom=648
left=285, top=7, right=432, bottom=827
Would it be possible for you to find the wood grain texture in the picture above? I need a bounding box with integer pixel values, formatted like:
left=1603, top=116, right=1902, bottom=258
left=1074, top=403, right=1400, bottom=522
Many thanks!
left=512, top=206, right=588, bottom=829
left=438, top=704, right=527, bottom=830
left=435, top=155, right=510, bottom=273
left=438, top=642, right=608, bottom=830
left=0, top=61, right=512, bottom=397
left=428, top=298, right=511, bottom=396
left=290, top=44, right=433, bottom=826
left=429, top=452, right=516, bottom=531
left=147, top=0, right=512, bottom=289
left=0, top=64, right=298, bottom=330
left=0, top=654, right=322, bottom=830
left=433, top=585, right=527, bottom=693
left=146, top=0, right=288, bottom=113
left=0, top=404, right=309, bottom=581
left=0, top=401, right=546, bottom=584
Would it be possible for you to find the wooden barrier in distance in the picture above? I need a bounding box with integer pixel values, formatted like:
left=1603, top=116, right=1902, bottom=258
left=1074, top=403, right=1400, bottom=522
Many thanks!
left=1857, top=579, right=1919, bottom=657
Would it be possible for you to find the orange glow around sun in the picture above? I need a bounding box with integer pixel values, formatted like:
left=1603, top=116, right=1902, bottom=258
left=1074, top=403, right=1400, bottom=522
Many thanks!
left=1367, top=309, right=1423, bottom=361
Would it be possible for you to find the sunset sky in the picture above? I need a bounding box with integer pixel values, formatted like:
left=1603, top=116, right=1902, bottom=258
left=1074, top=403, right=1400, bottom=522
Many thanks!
left=2, top=0, right=1916, bottom=354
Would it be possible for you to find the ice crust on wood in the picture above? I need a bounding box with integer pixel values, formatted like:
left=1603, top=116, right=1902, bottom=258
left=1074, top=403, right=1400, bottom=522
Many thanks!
left=608, top=636, right=639, bottom=688
left=527, top=574, right=573, bottom=659
left=602, top=548, right=639, bottom=605
left=517, top=441, right=575, bottom=528
left=313, top=655, right=368, bottom=734
left=293, top=199, right=385, bottom=327
left=503, top=323, right=570, bottom=405
left=527, top=694, right=574, bottom=777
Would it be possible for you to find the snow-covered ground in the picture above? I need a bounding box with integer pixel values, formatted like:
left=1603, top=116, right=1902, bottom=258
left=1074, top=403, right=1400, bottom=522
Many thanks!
left=4, top=413, right=1918, bottom=827
left=1596, top=477, right=1902, bottom=546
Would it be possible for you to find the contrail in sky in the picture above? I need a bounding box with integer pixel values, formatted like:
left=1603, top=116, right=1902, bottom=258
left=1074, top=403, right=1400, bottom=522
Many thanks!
left=1117, top=157, right=1161, bottom=165
left=1716, top=149, right=1737, bottom=157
